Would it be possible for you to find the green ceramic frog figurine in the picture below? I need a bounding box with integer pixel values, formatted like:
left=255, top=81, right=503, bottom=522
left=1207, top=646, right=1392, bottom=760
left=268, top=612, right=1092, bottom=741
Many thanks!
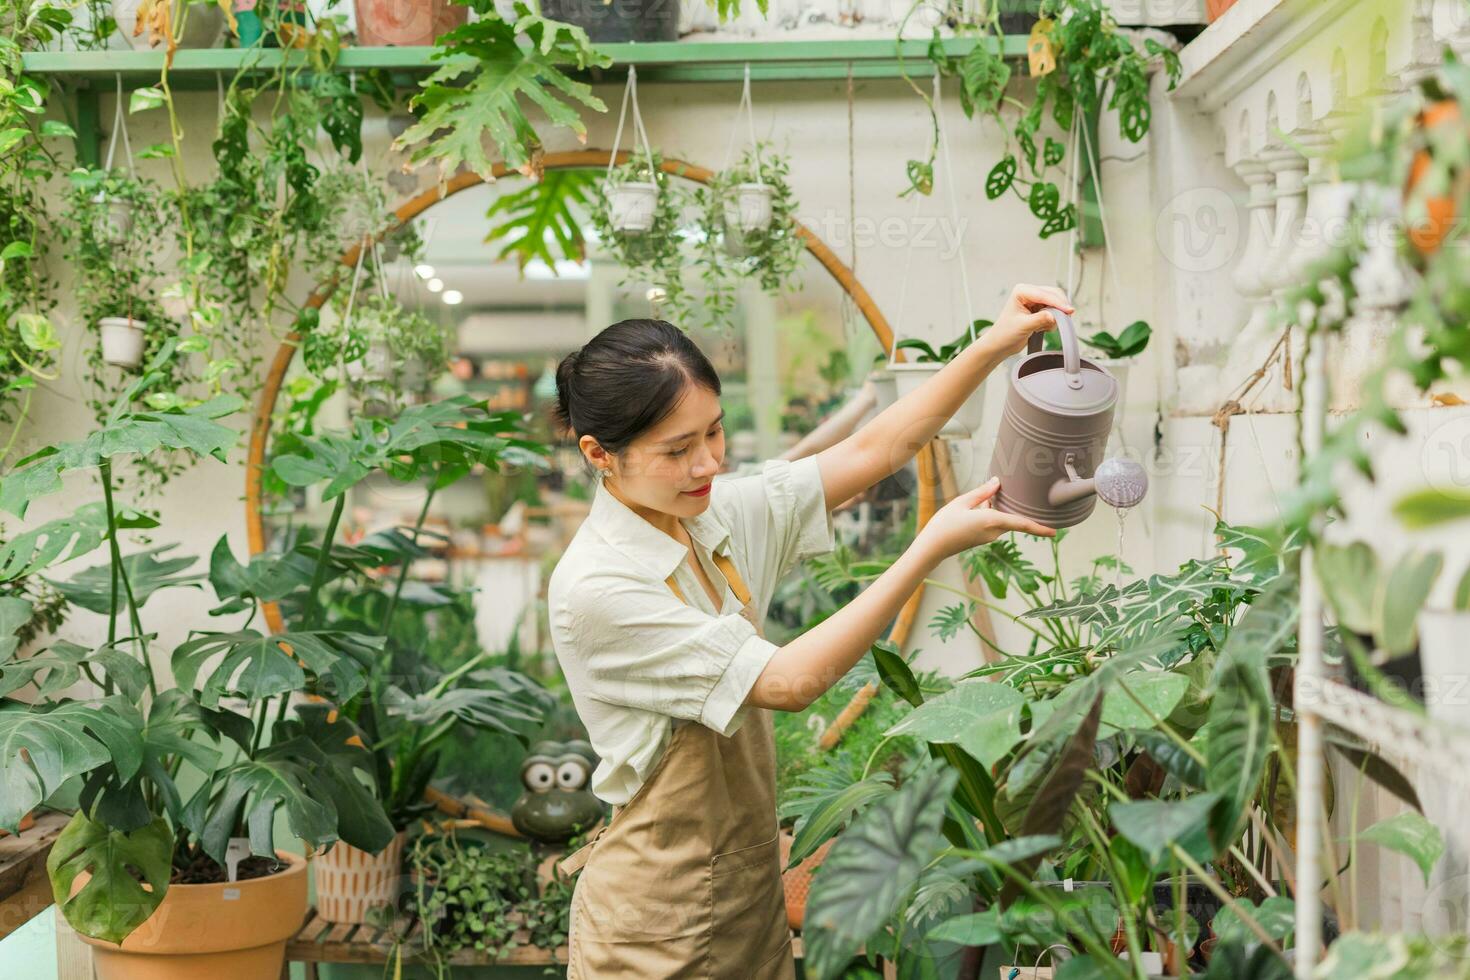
left=510, top=739, right=604, bottom=844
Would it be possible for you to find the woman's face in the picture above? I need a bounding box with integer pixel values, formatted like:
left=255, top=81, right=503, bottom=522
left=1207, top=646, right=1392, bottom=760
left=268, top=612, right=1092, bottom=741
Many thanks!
left=583, top=383, right=726, bottom=519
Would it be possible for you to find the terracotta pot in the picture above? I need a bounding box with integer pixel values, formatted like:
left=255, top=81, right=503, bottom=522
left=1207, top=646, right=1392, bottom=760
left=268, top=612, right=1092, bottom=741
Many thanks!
left=313, top=831, right=407, bottom=925
left=1405, top=100, right=1462, bottom=256
left=1205, top=0, right=1240, bottom=22
left=354, top=0, right=466, bottom=47
left=78, top=850, right=307, bottom=980
left=779, top=831, right=833, bottom=931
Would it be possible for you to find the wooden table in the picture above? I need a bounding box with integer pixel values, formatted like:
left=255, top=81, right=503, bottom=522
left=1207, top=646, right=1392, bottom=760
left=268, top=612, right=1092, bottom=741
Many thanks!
left=0, top=811, right=67, bottom=942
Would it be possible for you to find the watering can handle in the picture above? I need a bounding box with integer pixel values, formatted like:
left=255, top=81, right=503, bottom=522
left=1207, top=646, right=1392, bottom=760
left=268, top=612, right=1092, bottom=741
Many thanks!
left=1026, top=307, right=1084, bottom=389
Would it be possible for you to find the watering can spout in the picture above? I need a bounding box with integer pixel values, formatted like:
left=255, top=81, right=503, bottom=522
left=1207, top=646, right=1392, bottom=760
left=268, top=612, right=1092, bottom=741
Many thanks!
left=1047, top=457, right=1149, bottom=511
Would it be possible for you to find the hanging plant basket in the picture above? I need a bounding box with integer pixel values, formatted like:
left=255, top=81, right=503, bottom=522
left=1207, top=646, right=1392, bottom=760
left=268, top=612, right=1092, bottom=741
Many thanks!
left=98, top=316, right=148, bottom=369
left=885, top=360, right=987, bottom=441
left=92, top=196, right=135, bottom=246
left=607, top=180, right=659, bottom=235
left=729, top=182, right=775, bottom=233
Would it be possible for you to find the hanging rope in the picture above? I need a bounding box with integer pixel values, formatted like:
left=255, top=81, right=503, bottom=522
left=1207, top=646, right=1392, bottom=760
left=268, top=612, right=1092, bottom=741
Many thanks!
left=103, top=73, right=136, bottom=174
left=605, top=66, right=655, bottom=182
left=719, top=63, right=762, bottom=176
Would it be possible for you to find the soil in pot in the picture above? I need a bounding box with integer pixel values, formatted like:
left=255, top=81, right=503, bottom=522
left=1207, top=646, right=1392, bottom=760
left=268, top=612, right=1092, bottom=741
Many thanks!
left=354, top=0, right=467, bottom=47
left=76, top=849, right=307, bottom=980
left=541, top=0, right=678, bottom=43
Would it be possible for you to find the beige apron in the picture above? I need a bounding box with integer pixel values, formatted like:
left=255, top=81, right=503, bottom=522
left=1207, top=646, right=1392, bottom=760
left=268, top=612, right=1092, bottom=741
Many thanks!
left=559, top=549, right=795, bottom=979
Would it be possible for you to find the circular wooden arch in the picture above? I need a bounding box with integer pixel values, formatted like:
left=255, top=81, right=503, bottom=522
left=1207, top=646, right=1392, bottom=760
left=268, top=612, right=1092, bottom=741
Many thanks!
left=244, top=149, right=943, bottom=681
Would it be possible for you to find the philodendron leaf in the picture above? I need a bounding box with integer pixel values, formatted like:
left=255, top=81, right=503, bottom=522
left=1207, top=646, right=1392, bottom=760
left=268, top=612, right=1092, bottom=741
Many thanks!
left=884, top=680, right=1025, bottom=768
left=1317, top=541, right=1377, bottom=634
left=871, top=639, right=923, bottom=707
left=781, top=770, right=895, bottom=869
left=1206, top=572, right=1297, bottom=844
left=47, top=811, right=173, bottom=945
left=1374, top=551, right=1442, bottom=657
left=1210, top=895, right=1295, bottom=947
left=927, top=908, right=1001, bottom=946
left=1352, top=811, right=1445, bottom=885
left=1109, top=791, right=1221, bottom=867
left=1099, top=671, right=1189, bottom=732
left=804, top=763, right=957, bottom=980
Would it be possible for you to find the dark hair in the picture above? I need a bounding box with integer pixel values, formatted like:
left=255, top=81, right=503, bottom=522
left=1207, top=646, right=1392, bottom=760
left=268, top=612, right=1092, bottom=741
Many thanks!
left=553, top=319, right=721, bottom=456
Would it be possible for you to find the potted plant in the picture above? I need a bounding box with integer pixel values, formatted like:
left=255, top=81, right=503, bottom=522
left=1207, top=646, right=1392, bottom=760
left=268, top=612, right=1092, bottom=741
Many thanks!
left=0, top=344, right=394, bottom=980
left=591, top=148, right=692, bottom=320
left=113, top=0, right=229, bottom=49
left=61, top=168, right=171, bottom=378
left=885, top=320, right=992, bottom=439
left=354, top=0, right=466, bottom=47
left=303, top=293, right=453, bottom=417
left=261, top=395, right=554, bottom=923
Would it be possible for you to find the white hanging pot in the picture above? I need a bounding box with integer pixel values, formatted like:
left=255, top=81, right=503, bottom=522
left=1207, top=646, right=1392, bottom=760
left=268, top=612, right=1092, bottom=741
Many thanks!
left=608, top=181, right=658, bottom=235
left=886, top=361, right=985, bottom=440
left=1419, top=609, right=1470, bottom=728
left=98, top=316, right=147, bottom=369
left=732, top=182, right=774, bottom=232
left=868, top=368, right=898, bottom=413
left=345, top=344, right=392, bottom=385
left=93, top=197, right=134, bottom=246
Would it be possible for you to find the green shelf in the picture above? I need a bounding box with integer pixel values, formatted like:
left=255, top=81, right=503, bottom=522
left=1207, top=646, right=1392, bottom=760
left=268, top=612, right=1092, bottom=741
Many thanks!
left=20, top=36, right=1029, bottom=86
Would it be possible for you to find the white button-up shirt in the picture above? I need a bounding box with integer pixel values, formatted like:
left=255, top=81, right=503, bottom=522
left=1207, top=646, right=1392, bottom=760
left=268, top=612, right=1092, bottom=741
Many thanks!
left=548, top=457, right=836, bottom=806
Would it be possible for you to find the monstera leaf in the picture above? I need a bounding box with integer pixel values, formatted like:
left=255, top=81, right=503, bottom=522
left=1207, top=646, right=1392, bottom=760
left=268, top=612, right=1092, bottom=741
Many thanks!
left=0, top=394, right=242, bottom=517
left=803, top=763, right=958, bottom=980
left=0, top=502, right=158, bottom=582
left=173, top=629, right=381, bottom=706
left=282, top=704, right=395, bottom=850
left=47, top=811, right=173, bottom=945
left=51, top=546, right=201, bottom=614
left=207, top=535, right=319, bottom=607
left=398, top=5, right=608, bottom=179
left=381, top=681, right=545, bottom=738
left=0, top=637, right=149, bottom=701
left=0, top=697, right=144, bottom=830
left=184, top=736, right=341, bottom=863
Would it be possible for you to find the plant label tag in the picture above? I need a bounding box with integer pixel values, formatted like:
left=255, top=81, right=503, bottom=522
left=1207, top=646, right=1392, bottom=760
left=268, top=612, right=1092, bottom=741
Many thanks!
left=223, top=888, right=241, bottom=901
left=226, top=837, right=251, bottom=883
left=1028, top=20, right=1057, bottom=78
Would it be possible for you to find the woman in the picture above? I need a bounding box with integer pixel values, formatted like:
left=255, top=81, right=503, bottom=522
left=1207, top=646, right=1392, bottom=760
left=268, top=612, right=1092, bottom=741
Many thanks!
left=548, top=284, right=1068, bottom=978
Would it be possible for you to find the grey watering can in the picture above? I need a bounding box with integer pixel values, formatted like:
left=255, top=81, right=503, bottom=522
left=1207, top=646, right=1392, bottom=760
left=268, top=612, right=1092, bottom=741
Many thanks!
left=987, top=308, right=1148, bottom=529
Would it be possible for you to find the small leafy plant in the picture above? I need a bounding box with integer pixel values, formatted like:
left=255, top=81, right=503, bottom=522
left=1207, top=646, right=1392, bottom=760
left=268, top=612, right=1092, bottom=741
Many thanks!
left=892, top=321, right=993, bottom=364
left=589, top=147, right=693, bottom=321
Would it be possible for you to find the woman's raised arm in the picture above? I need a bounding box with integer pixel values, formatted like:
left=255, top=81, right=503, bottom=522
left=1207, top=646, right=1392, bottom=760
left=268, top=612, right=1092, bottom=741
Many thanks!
left=811, top=283, right=1074, bottom=511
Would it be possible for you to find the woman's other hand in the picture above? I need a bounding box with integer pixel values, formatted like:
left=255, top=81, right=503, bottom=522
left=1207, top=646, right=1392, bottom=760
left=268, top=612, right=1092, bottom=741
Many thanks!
left=917, top=477, right=1055, bottom=559
left=987, top=283, right=1075, bottom=357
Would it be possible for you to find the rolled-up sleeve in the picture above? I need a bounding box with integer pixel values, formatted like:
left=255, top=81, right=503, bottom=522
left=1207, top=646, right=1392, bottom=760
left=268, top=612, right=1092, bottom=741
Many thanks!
left=565, top=572, right=780, bottom=736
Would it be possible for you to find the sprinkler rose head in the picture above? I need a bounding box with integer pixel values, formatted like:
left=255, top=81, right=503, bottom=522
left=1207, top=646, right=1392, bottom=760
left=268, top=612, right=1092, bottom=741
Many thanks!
left=1094, top=457, right=1148, bottom=510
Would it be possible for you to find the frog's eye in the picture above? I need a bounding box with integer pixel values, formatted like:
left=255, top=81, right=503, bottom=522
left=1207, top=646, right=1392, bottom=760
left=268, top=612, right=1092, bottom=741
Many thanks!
left=524, top=761, right=556, bottom=792
left=556, top=760, right=587, bottom=790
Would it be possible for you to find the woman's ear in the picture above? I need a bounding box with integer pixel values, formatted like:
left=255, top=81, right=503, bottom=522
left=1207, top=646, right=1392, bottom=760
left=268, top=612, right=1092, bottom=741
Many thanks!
left=579, top=434, right=613, bottom=476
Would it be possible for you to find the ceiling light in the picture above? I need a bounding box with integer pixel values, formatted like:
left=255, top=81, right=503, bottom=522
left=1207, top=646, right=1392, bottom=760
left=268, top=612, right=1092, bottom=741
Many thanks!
left=414, top=264, right=435, bottom=280
left=442, top=290, right=464, bottom=305
left=426, top=277, right=444, bottom=293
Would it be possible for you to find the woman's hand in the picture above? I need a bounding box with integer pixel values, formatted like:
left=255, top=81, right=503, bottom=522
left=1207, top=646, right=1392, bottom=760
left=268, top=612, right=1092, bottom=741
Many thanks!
left=986, top=283, right=1076, bottom=357
left=917, top=477, right=1055, bottom=560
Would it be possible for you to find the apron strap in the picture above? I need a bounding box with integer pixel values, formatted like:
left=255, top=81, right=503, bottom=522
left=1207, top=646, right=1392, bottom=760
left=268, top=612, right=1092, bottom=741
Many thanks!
left=556, top=809, right=619, bottom=877
left=664, top=550, right=751, bottom=608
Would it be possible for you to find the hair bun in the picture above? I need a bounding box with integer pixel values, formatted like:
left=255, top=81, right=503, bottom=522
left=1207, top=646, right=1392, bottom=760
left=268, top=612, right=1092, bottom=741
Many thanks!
left=553, top=349, right=580, bottom=433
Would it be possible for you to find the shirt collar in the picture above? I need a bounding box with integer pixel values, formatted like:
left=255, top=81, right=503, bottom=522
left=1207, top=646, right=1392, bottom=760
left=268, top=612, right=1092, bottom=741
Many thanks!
left=587, top=476, right=731, bottom=581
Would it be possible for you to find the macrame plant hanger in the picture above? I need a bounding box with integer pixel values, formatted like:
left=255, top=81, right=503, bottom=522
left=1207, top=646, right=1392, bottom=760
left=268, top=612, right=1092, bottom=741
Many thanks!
left=605, top=65, right=656, bottom=187
left=718, top=63, right=762, bottom=179
left=103, top=73, right=137, bottom=178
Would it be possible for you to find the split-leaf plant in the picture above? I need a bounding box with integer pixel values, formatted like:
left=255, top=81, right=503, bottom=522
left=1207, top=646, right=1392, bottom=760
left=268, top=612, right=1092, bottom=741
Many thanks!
left=0, top=346, right=549, bottom=945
